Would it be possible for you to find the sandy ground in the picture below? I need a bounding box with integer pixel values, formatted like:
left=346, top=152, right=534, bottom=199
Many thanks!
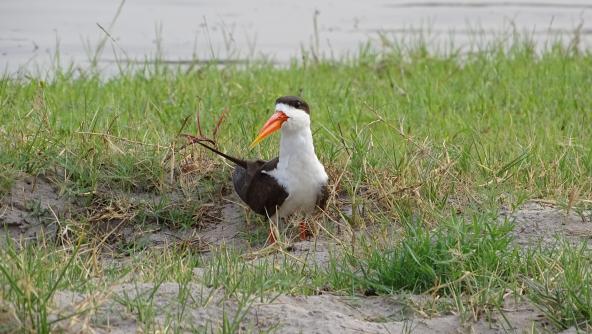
left=0, top=174, right=72, bottom=245
left=501, top=201, right=592, bottom=248
left=48, top=281, right=548, bottom=334
left=1, top=174, right=591, bottom=333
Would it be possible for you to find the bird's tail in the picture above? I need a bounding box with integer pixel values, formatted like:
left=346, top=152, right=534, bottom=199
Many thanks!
left=190, top=138, right=248, bottom=169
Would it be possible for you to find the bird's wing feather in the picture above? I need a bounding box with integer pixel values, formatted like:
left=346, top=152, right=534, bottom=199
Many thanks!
left=232, top=157, right=288, bottom=217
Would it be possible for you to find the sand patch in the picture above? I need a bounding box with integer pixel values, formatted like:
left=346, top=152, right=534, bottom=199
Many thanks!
left=501, top=201, right=592, bottom=248
left=50, top=282, right=547, bottom=334
left=0, top=173, right=72, bottom=244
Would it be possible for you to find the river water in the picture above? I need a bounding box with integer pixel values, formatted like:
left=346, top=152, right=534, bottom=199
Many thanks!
left=1, top=0, right=591, bottom=75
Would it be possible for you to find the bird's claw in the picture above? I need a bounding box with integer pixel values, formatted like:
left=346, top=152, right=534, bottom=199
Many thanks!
left=299, top=222, right=312, bottom=241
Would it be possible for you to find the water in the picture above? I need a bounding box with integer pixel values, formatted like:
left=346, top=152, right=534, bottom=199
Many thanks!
left=1, top=0, right=591, bottom=75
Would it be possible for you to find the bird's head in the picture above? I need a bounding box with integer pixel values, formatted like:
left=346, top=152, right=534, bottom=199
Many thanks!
left=250, top=96, right=310, bottom=148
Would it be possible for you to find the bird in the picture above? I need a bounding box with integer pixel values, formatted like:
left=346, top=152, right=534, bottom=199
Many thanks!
left=193, top=96, right=329, bottom=244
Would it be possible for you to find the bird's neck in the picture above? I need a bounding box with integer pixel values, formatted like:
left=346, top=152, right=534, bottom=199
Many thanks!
left=278, top=127, right=317, bottom=163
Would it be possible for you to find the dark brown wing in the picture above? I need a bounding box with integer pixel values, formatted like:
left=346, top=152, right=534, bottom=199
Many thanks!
left=316, top=184, right=329, bottom=210
left=192, top=141, right=288, bottom=216
left=232, top=157, right=288, bottom=217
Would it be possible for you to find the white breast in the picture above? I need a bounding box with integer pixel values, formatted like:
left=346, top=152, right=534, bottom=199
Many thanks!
left=266, top=153, right=328, bottom=218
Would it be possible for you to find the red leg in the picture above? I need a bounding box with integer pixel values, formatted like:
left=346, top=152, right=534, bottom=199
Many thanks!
left=299, top=222, right=312, bottom=241
left=267, top=227, right=277, bottom=245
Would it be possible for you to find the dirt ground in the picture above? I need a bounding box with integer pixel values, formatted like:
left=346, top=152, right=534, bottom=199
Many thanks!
left=47, top=281, right=550, bottom=334
left=1, top=174, right=591, bottom=333
left=500, top=201, right=592, bottom=248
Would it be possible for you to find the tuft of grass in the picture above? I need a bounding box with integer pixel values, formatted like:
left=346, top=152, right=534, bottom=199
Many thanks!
left=326, top=212, right=592, bottom=330
left=0, top=238, right=92, bottom=333
left=202, top=247, right=317, bottom=298
left=335, top=214, right=517, bottom=295
left=327, top=212, right=519, bottom=311
left=524, top=243, right=592, bottom=330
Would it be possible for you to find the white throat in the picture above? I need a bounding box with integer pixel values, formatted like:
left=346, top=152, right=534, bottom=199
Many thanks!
left=279, top=126, right=316, bottom=160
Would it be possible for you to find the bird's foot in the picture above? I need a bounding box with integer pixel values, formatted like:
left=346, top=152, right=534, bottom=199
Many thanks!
left=299, top=222, right=312, bottom=241
left=267, top=228, right=277, bottom=245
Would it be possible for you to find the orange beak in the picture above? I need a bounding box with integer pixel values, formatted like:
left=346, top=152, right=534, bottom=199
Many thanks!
left=249, top=111, right=289, bottom=148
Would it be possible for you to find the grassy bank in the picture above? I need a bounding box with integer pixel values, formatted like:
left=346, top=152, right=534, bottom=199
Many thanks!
left=1, top=41, right=591, bottom=332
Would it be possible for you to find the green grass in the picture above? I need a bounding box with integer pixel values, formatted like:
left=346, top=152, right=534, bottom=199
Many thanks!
left=524, top=243, right=592, bottom=330
left=328, top=214, right=592, bottom=329
left=332, top=214, right=518, bottom=295
left=1, top=41, right=591, bottom=207
left=1, top=38, right=592, bottom=332
left=0, top=239, right=91, bottom=333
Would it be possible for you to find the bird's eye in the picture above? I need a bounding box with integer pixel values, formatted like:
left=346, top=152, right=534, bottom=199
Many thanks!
left=296, top=102, right=302, bottom=108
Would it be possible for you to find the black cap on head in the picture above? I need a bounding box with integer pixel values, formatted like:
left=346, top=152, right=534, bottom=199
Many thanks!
left=275, top=96, right=310, bottom=115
